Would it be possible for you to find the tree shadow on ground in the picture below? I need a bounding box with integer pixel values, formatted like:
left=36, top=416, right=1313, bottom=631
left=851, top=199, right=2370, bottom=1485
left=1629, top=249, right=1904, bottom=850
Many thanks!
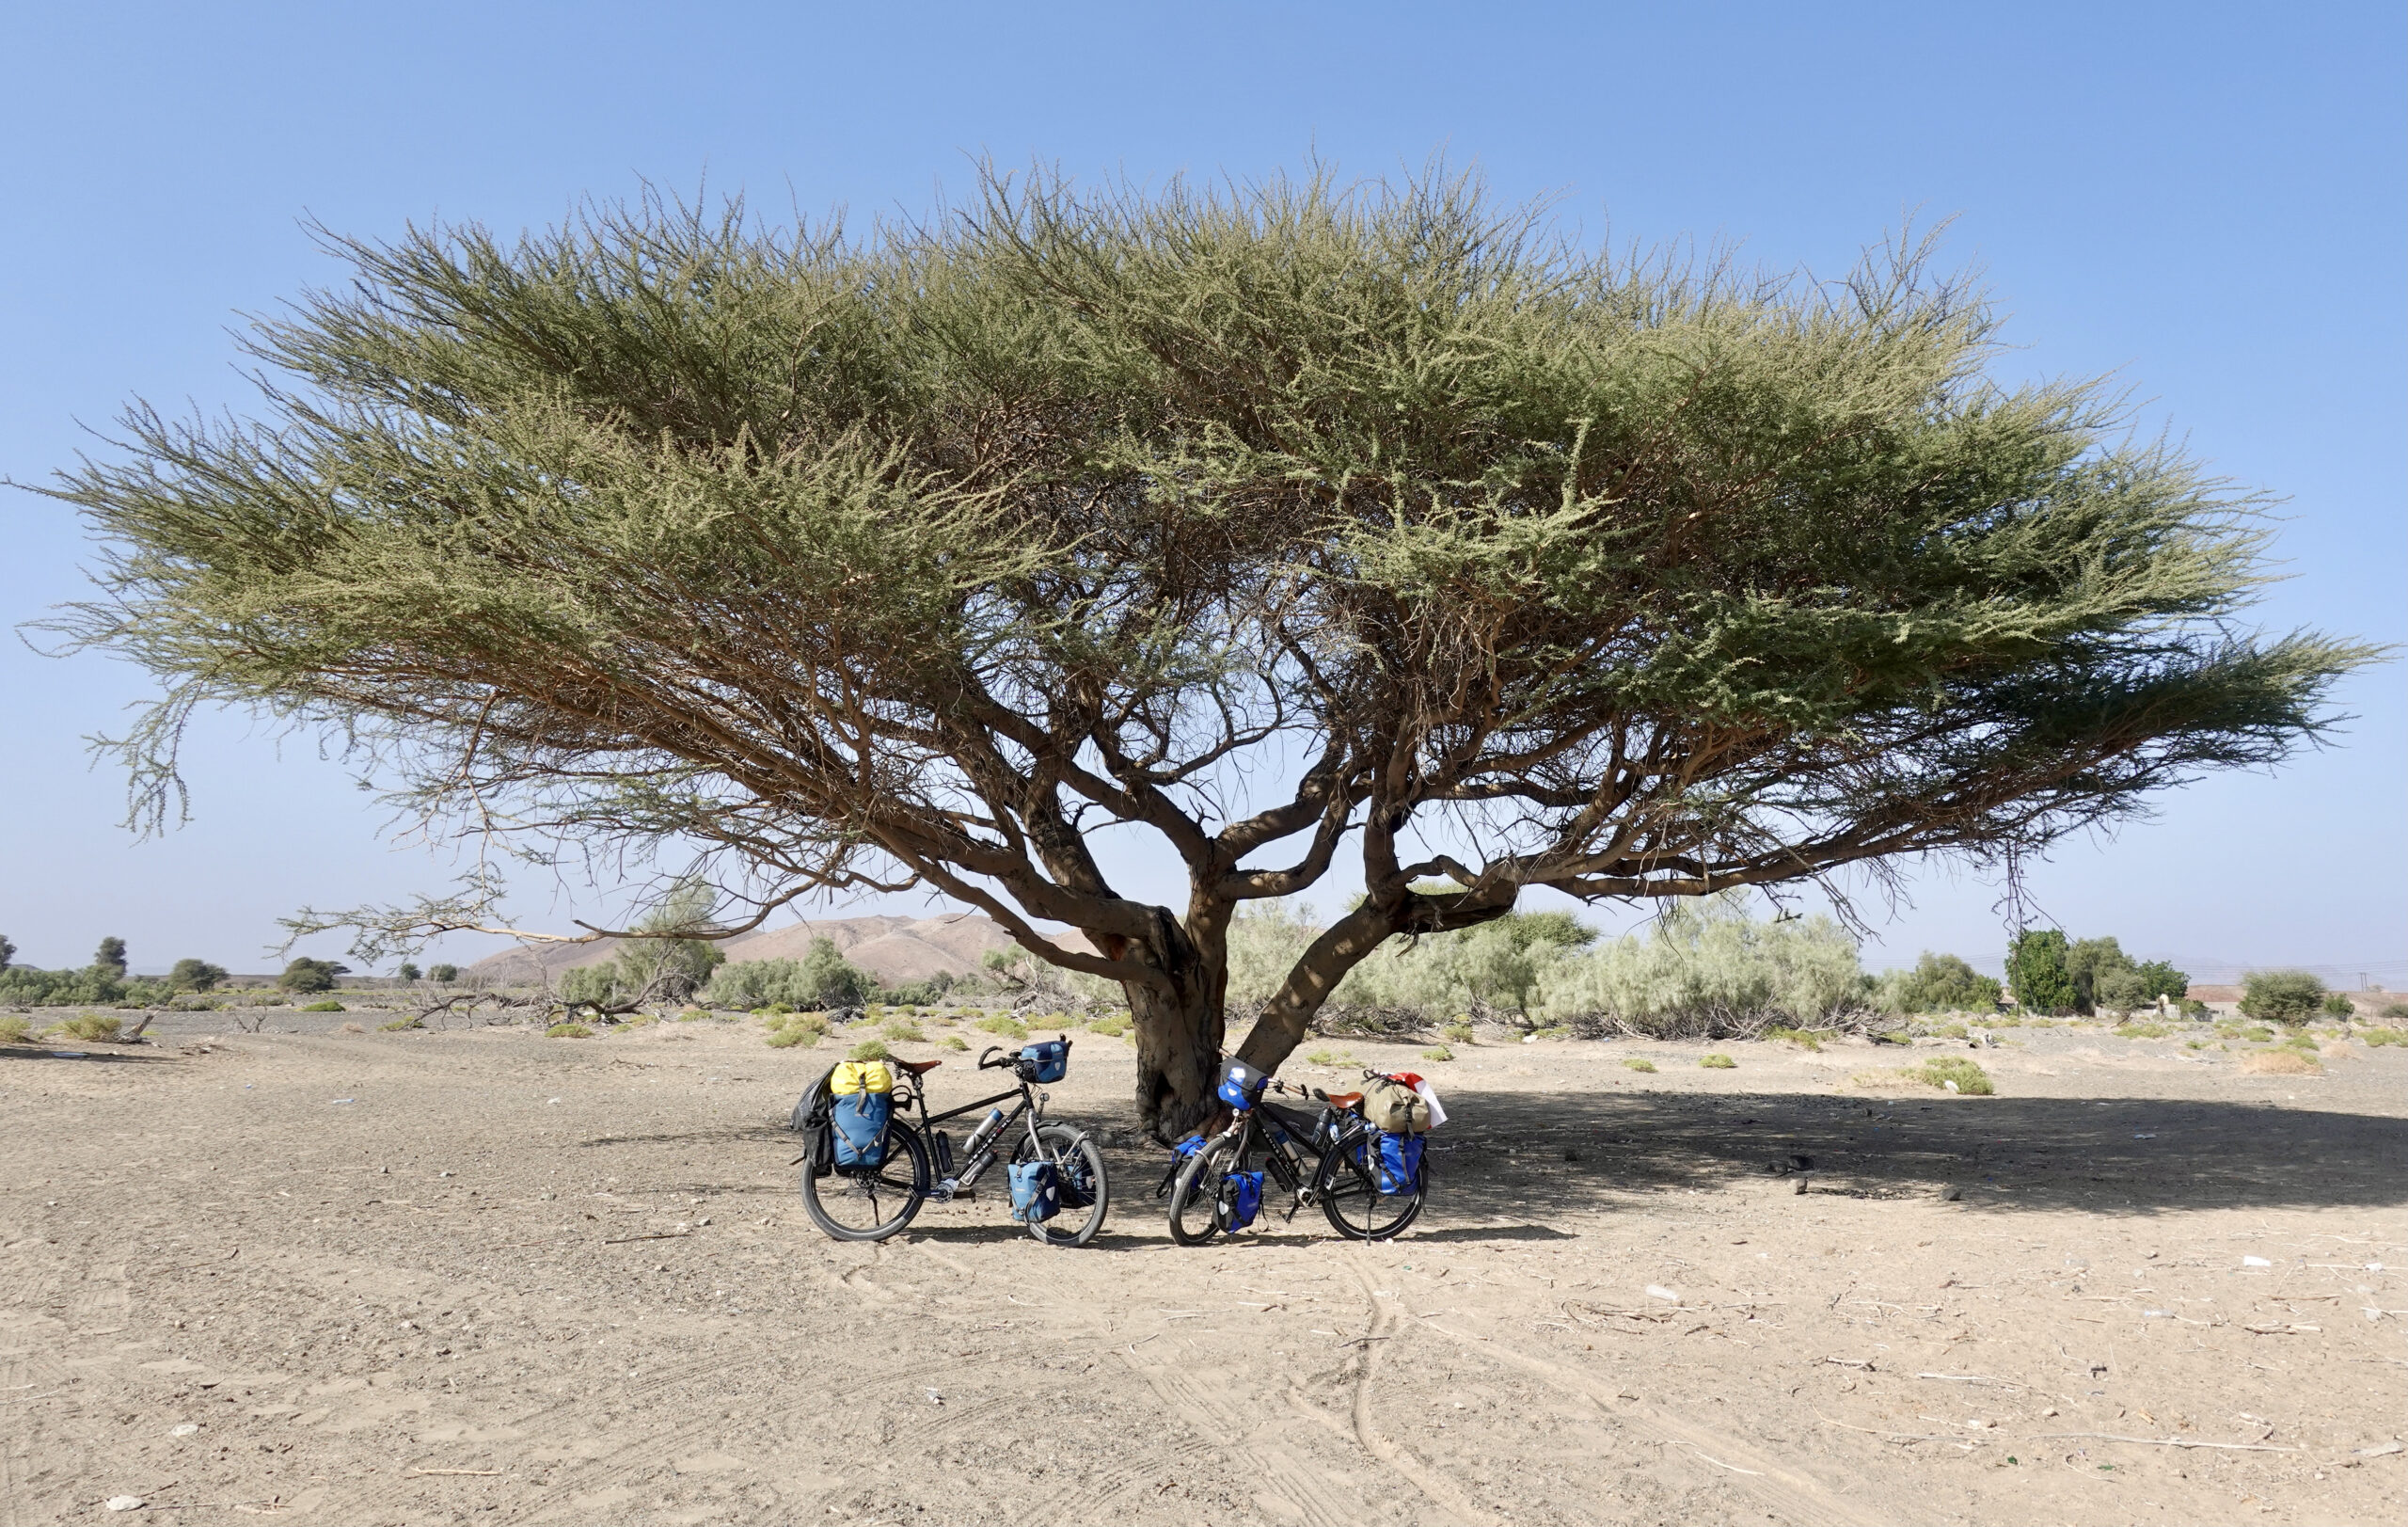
left=0, top=1047, right=176, bottom=1066
left=1425, top=1086, right=2408, bottom=1219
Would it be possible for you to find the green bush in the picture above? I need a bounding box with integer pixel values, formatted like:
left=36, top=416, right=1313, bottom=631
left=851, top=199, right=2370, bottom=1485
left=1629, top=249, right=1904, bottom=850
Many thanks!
left=940, top=1035, right=969, bottom=1051
left=2360, top=1027, right=2406, bottom=1047
left=704, top=937, right=873, bottom=1010
left=1880, top=952, right=2003, bottom=1015
left=1420, top=1045, right=1455, bottom=1062
left=1906, top=1057, right=1994, bottom=1094
left=297, top=999, right=343, bottom=1012
left=1085, top=1015, right=1128, bottom=1038
left=847, top=1038, right=893, bottom=1062
left=379, top=1016, right=421, bottom=1031
left=1763, top=1025, right=1825, bottom=1051
left=2321, top=993, right=2356, bottom=1019
left=393, top=962, right=421, bottom=982
left=428, top=962, right=459, bottom=983
left=0, top=1015, right=34, bottom=1044
left=2379, top=1001, right=2408, bottom=1020
left=545, top=1022, right=594, bottom=1039
left=1622, top=1056, right=1656, bottom=1073
left=1439, top=1020, right=1475, bottom=1044
left=2005, top=930, right=2077, bottom=1014
left=880, top=1020, right=927, bottom=1042
left=2240, top=969, right=2325, bottom=1026
left=765, top=1025, right=818, bottom=1048
left=167, top=958, right=229, bottom=993
left=974, top=1015, right=1028, bottom=1041
left=278, top=957, right=348, bottom=994
left=1699, top=1053, right=1735, bottom=1069
left=46, top=1013, right=124, bottom=1042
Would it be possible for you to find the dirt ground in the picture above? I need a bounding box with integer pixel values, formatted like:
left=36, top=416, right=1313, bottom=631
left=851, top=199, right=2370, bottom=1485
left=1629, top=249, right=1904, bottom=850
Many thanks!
left=4, top=1010, right=2403, bottom=1526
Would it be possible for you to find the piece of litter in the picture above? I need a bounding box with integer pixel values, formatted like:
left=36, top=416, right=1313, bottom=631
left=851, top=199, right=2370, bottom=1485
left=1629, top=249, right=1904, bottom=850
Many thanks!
left=330, top=1098, right=356, bottom=1105
left=170, top=1423, right=198, bottom=1436
left=1943, top=1079, right=1959, bottom=1093
left=2143, top=1310, right=2172, bottom=1319
left=547, top=1097, right=562, bottom=1105
left=2355, top=1440, right=2403, bottom=1456
left=50, top=1051, right=89, bottom=1058
left=2133, top=1133, right=2156, bottom=1139
left=2242, top=1256, right=2273, bottom=1268
left=1645, top=1285, right=1680, bottom=1302
left=106, top=1499, right=144, bottom=1513
left=926, top=1388, right=944, bottom=1405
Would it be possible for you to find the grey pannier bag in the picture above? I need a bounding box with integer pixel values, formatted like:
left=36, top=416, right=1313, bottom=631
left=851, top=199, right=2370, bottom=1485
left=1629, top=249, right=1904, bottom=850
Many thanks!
left=1359, top=1074, right=1432, bottom=1135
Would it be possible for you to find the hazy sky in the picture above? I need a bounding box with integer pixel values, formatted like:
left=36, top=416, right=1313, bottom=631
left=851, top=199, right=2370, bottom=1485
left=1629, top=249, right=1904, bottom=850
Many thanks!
left=4, top=2, right=2400, bottom=984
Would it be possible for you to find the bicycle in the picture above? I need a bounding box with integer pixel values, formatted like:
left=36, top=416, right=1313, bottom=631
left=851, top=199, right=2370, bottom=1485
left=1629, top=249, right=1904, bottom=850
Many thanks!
left=795, top=1040, right=1109, bottom=1247
left=1160, top=1064, right=1429, bottom=1245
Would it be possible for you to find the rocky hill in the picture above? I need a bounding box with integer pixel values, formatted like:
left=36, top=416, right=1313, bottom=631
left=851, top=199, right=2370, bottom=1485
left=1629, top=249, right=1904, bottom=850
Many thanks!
left=462, top=912, right=1019, bottom=989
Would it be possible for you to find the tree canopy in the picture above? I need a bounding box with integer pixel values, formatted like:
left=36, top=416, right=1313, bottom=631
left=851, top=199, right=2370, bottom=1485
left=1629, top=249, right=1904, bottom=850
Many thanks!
left=38, top=168, right=2373, bottom=1136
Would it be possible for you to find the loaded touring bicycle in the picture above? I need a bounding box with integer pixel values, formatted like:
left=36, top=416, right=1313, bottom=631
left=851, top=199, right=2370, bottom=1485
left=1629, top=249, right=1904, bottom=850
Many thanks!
left=1162, top=1058, right=1435, bottom=1244
left=791, top=1037, right=1109, bottom=1246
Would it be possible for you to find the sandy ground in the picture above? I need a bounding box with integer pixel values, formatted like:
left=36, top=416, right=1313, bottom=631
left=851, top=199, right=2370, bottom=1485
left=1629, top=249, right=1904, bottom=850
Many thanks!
left=3, top=1011, right=2403, bottom=1526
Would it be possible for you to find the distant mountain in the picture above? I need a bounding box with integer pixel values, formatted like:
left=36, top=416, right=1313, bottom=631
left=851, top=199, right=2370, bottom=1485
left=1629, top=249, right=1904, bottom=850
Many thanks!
left=463, top=912, right=1020, bottom=989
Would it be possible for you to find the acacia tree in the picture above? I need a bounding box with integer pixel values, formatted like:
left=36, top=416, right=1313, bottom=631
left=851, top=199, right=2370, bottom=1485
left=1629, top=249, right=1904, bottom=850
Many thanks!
left=39, top=172, right=2370, bottom=1138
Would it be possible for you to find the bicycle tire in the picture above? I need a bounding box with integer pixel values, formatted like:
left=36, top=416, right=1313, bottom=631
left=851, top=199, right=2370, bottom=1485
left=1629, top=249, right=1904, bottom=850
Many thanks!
left=1315, top=1131, right=1428, bottom=1241
left=1016, top=1122, right=1110, bottom=1248
left=800, top=1119, right=929, bottom=1241
left=1165, top=1134, right=1241, bottom=1246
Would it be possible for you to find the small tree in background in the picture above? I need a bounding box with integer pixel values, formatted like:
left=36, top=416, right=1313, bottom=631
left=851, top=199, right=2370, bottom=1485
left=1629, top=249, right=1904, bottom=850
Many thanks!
left=40, top=170, right=2376, bottom=1138
left=93, top=937, right=128, bottom=979
left=427, top=962, right=459, bottom=984
left=166, top=958, right=228, bottom=992
left=0, top=934, right=15, bottom=972
left=1885, top=952, right=2004, bottom=1014
left=2007, top=931, right=2079, bottom=1014
left=277, top=957, right=347, bottom=994
left=394, top=962, right=421, bottom=982
left=2240, top=968, right=2325, bottom=1026
left=558, top=882, right=727, bottom=1018
left=2320, top=992, right=2355, bottom=1019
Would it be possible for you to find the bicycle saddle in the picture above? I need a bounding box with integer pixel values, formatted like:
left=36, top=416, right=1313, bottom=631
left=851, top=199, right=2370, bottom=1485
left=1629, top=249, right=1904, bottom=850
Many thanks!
left=1325, top=1090, right=1363, bottom=1108
left=895, top=1058, right=943, bottom=1074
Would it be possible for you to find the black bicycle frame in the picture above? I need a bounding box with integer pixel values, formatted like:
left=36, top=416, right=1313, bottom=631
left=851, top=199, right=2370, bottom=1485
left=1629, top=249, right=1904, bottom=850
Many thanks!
left=907, top=1079, right=1034, bottom=1189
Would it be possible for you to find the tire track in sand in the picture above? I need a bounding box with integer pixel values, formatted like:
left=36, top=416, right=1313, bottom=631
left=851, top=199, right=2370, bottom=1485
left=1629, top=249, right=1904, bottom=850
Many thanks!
left=1338, top=1253, right=1498, bottom=1527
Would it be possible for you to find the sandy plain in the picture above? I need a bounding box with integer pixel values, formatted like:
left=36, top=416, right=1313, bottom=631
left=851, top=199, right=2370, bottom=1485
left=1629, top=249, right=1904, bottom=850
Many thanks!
left=3, top=1010, right=2403, bottom=1526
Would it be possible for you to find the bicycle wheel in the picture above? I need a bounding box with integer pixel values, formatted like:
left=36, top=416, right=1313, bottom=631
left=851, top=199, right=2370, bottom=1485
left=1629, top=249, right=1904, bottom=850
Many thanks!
left=1016, top=1122, right=1110, bottom=1248
left=800, top=1119, right=929, bottom=1241
left=1165, top=1134, right=1242, bottom=1247
left=1316, top=1130, right=1427, bottom=1241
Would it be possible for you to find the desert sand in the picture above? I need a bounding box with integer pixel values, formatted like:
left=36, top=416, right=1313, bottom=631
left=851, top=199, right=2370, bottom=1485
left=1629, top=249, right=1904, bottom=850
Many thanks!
left=3, top=1012, right=2401, bottom=1525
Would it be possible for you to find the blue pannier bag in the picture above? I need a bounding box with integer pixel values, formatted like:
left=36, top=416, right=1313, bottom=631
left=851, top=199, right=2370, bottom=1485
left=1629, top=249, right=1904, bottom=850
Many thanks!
left=831, top=1092, right=892, bottom=1169
left=1225, top=1169, right=1264, bottom=1231
left=1217, top=1058, right=1269, bottom=1108
left=1019, top=1040, right=1069, bottom=1083
left=1008, top=1159, right=1061, bottom=1222
left=1370, top=1129, right=1423, bottom=1195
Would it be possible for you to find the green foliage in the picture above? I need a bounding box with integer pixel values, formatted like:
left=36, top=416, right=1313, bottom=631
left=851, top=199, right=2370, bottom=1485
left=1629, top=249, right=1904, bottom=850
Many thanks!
left=2114, top=1020, right=2172, bottom=1039
left=394, top=962, right=421, bottom=982
left=846, top=1038, right=893, bottom=1062
left=379, top=1015, right=421, bottom=1030
left=1085, top=1014, right=1128, bottom=1038
left=974, top=1015, right=1029, bottom=1041
left=427, top=962, right=459, bottom=983
left=0, top=1015, right=32, bottom=1044
left=1879, top=952, right=2002, bottom=1014
left=0, top=963, right=128, bottom=1007
left=940, top=1034, right=969, bottom=1050
left=545, top=1022, right=594, bottom=1039
left=1530, top=893, right=1861, bottom=1035
left=2240, top=969, right=2325, bottom=1026
left=1699, top=1053, right=1736, bottom=1069
left=1763, top=1026, right=1826, bottom=1051
left=38, top=168, right=2371, bottom=1093
left=2380, top=1001, right=2408, bottom=1021
left=1622, top=1056, right=1656, bottom=1073
left=2359, top=1027, right=2406, bottom=1047
left=0, top=933, right=13, bottom=972
left=1438, top=1020, right=1475, bottom=1044
left=2321, top=993, right=2356, bottom=1019
left=1420, top=1045, right=1455, bottom=1062
left=46, top=1013, right=124, bottom=1042
left=167, top=958, right=229, bottom=992
left=2005, top=931, right=2078, bottom=1014
left=880, top=1019, right=927, bottom=1042
left=703, top=937, right=871, bottom=1011
left=93, top=937, right=128, bottom=979
left=278, top=957, right=348, bottom=994
left=562, top=883, right=728, bottom=1011
left=1906, top=1057, right=1995, bottom=1094
left=1304, top=1047, right=1351, bottom=1066
left=298, top=1000, right=346, bottom=1012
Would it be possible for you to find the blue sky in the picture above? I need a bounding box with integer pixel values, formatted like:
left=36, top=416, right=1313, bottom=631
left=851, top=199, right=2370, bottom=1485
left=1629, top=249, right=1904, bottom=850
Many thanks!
left=3, top=1, right=2400, bottom=982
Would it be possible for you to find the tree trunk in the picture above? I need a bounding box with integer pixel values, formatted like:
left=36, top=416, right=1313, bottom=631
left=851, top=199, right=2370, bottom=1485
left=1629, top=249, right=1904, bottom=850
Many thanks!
left=1128, top=976, right=1225, bottom=1143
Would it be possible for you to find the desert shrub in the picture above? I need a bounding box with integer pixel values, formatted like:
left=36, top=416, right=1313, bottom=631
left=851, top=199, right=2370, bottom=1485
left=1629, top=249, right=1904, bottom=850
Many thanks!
left=0, top=1015, right=33, bottom=1044
left=1421, top=1045, right=1455, bottom=1062
left=765, top=1025, right=819, bottom=1048
left=2242, top=1048, right=2317, bottom=1074
left=2178, top=998, right=2210, bottom=1019
left=277, top=957, right=348, bottom=994
left=298, top=1000, right=346, bottom=1012
left=940, top=1034, right=969, bottom=1050
left=92, top=937, right=128, bottom=979
left=2321, top=994, right=2356, bottom=1019
left=2379, top=1001, right=2408, bottom=1021
left=704, top=937, right=872, bottom=1011
left=1879, top=952, right=2002, bottom=1015
left=1933, top=1021, right=1970, bottom=1040
left=846, top=1038, right=893, bottom=1062
left=1906, top=1057, right=1993, bottom=1094
left=1304, top=1047, right=1350, bottom=1065
left=1763, top=1025, right=1826, bottom=1051
left=1870, top=1029, right=1913, bottom=1045
left=546, top=1022, right=594, bottom=1039
left=2114, top=1021, right=2172, bottom=1039
left=2242, top=1024, right=2275, bottom=1042
left=1699, top=1053, right=1735, bottom=1069
left=166, top=958, right=229, bottom=992
left=880, top=1020, right=927, bottom=1042
left=393, top=962, right=421, bottom=982
left=46, top=1013, right=125, bottom=1042
left=1622, top=1057, right=1656, bottom=1073
left=1311, top=903, right=1595, bottom=1026
left=878, top=974, right=958, bottom=1008
left=427, top=963, right=459, bottom=983
left=2356, top=1027, right=2405, bottom=1047
left=2005, top=930, right=2077, bottom=1014
left=1085, top=1014, right=1128, bottom=1038
left=0, top=962, right=131, bottom=1007
left=974, top=1015, right=1028, bottom=1041
left=2240, top=969, right=2325, bottom=1026
left=380, top=1015, right=421, bottom=1030
left=1536, top=892, right=1861, bottom=1036
left=1439, top=1019, right=1475, bottom=1043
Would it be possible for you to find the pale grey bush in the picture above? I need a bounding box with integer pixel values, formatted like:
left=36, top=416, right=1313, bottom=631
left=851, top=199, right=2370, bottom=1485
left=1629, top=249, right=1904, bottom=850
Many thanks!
left=1535, top=893, right=1861, bottom=1037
